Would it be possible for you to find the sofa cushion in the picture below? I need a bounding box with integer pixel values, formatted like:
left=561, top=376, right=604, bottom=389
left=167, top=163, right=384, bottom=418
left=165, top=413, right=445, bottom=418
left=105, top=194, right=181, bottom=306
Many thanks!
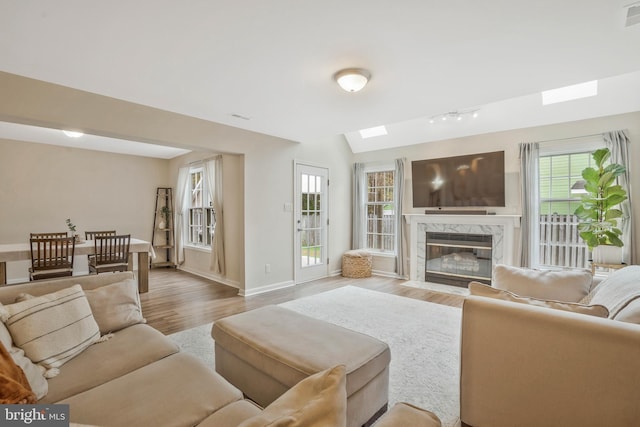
left=0, top=284, right=100, bottom=370
left=84, top=279, right=146, bottom=334
left=197, top=400, right=262, bottom=427
left=59, top=352, right=243, bottom=427
left=493, top=264, right=593, bottom=302
left=41, top=324, right=179, bottom=403
left=238, top=365, right=347, bottom=427
left=588, top=266, right=640, bottom=321
left=469, top=282, right=609, bottom=318
left=0, top=321, right=47, bottom=400
left=373, top=402, right=442, bottom=427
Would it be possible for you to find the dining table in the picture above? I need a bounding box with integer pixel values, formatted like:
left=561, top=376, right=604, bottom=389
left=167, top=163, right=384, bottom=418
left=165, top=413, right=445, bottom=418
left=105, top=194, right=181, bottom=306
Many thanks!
left=0, top=238, right=154, bottom=293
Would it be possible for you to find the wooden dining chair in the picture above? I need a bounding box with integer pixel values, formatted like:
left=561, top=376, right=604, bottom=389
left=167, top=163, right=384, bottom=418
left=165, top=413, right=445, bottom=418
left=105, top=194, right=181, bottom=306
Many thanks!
left=30, top=232, right=68, bottom=239
left=89, top=234, right=131, bottom=274
left=85, top=230, right=117, bottom=240
left=29, top=236, right=75, bottom=281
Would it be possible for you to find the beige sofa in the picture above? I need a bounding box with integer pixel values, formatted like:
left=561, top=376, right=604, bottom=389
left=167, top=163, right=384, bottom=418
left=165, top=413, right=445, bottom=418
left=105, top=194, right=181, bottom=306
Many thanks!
left=459, top=265, right=640, bottom=427
left=0, top=272, right=261, bottom=426
left=0, top=271, right=439, bottom=427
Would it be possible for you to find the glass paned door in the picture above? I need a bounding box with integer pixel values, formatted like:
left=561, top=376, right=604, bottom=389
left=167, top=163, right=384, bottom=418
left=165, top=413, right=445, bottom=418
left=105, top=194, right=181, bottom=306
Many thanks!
left=295, top=163, right=329, bottom=283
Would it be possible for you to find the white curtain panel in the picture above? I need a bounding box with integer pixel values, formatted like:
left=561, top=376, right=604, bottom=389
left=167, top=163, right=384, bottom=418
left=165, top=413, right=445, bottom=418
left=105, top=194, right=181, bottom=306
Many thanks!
left=604, top=130, right=635, bottom=264
left=352, top=163, right=366, bottom=249
left=174, top=166, right=190, bottom=265
left=205, top=156, right=226, bottom=275
left=519, top=142, right=540, bottom=267
left=394, top=158, right=407, bottom=278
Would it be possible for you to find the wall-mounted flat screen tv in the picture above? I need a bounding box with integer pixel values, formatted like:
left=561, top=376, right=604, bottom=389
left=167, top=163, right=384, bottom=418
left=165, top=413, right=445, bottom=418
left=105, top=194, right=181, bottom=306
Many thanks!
left=411, top=151, right=505, bottom=208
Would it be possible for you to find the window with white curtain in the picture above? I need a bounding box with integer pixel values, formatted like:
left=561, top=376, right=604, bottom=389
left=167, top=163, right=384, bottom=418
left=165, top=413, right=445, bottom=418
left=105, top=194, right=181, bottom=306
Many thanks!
left=186, top=166, right=215, bottom=248
left=364, top=168, right=397, bottom=254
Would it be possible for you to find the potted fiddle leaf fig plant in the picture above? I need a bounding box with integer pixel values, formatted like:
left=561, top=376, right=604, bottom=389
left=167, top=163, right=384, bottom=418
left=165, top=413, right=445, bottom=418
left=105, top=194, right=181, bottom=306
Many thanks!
left=573, top=147, right=627, bottom=263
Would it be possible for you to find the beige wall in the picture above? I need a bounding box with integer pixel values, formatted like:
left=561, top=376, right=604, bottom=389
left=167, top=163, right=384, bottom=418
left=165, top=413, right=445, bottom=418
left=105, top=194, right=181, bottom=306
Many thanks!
left=354, top=111, right=640, bottom=266
left=0, top=72, right=354, bottom=293
left=0, top=139, right=168, bottom=282
left=167, top=151, right=245, bottom=289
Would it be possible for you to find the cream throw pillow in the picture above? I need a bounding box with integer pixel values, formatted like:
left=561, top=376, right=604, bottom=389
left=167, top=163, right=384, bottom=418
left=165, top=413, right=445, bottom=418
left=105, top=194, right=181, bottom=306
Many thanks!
left=0, top=285, right=100, bottom=370
left=493, top=264, right=593, bottom=303
left=588, top=266, right=640, bottom=321
left=469, top=282, right=609, bottom=318
left=238, top=365, right=347, bottom=427
left=84, top=279, right=146, bottom=334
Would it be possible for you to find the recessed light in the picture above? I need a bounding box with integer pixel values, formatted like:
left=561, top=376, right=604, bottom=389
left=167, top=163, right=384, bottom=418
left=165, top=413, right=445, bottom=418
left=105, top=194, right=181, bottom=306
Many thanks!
left=62, top=130, right=84, bottom=138
left=359, top=125, right=387, bottom=139
left=542, top=80, right=598, bottom=105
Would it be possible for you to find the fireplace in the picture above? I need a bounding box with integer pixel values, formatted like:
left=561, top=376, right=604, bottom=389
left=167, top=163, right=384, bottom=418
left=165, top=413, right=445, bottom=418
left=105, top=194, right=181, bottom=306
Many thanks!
left=425, top=232, right=492, bottom=287
left=404, top=214, right=521, bottom=286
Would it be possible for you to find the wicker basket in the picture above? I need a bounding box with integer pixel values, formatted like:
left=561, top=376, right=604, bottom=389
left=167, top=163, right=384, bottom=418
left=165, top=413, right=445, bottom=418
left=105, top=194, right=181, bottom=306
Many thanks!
left=342, top=250, right=372, bottom=278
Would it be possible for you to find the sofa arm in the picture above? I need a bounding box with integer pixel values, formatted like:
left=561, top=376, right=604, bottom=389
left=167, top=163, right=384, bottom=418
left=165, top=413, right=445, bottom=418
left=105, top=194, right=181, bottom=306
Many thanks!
left=460, top=296, right=640, bottom=427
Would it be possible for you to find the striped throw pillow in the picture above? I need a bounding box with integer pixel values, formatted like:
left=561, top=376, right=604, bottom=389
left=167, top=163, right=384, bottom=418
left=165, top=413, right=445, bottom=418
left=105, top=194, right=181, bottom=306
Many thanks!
left=0, top=284, right=100, bottom=370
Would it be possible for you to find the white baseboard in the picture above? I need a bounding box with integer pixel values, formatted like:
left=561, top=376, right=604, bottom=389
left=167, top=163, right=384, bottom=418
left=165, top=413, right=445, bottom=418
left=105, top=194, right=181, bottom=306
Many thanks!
left=239, top=280, right=295, bottom=297
left=177, top=265, right=241, bottom=290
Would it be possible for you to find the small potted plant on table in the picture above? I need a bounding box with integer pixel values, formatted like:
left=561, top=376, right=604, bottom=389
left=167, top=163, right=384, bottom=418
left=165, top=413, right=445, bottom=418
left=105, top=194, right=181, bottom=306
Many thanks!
left=66, top=218, right=81, bottom=243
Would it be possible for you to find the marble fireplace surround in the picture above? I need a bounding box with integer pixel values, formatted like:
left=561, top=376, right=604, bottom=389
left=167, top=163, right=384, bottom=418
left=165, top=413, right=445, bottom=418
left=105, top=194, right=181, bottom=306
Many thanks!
left=404, top=214, right=521, bottom=283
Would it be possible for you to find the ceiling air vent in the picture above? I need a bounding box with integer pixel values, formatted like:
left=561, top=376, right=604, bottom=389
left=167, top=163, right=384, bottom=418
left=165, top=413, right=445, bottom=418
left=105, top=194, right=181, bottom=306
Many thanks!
left=625, top=2, right=640, bottom=27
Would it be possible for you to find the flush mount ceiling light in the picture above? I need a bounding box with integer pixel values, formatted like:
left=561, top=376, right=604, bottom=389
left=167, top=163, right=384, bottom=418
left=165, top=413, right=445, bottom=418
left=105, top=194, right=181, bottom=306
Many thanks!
left=334, top=68, right=371, bottom=92
left=62, top=130, right=84, bottom=138
left=428, top=109, right=480, bottom=124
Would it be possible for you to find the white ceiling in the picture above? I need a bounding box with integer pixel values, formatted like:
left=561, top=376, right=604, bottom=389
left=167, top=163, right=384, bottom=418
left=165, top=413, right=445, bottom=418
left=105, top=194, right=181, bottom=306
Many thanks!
left=1, top=0, right=640, bottom=155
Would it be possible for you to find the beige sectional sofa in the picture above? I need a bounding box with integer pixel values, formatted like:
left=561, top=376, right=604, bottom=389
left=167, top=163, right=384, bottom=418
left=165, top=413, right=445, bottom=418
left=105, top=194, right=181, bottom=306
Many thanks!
left=0, top=272, right=262, bottom=426
left=459, top=265, right=640, bottom=427
left=0, top=271, right=439, bottom=426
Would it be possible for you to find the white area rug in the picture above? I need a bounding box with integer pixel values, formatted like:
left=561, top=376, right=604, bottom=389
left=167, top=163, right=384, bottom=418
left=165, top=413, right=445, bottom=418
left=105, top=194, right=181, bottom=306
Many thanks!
left=169, top=286, right=462, bottom=427
left=401, top=280, right=470, bottom=296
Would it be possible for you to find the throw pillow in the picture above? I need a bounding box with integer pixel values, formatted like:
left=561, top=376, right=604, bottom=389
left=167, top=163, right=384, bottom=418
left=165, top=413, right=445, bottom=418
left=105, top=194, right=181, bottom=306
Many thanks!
left=0, top=340, right=36, bottom=404
left=493, top=264, right=593, bottom=303
left=238, top=365, right=347, bottom=427
left=613, top=298, right=640, bottom=324
left=0, top=322, right=47, bottom=400
left=0, top=284, right=101, bottom=370
left=84, top=279, right=146, bottom=334
left=469, top=282, right=609, bottom=318
left=588, top=266, right=640, bottom=320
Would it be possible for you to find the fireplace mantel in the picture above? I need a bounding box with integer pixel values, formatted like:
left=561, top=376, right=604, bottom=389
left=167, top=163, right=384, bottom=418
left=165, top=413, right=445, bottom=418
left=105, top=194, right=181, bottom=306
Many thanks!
left=404, top=214, right=521, bottom=282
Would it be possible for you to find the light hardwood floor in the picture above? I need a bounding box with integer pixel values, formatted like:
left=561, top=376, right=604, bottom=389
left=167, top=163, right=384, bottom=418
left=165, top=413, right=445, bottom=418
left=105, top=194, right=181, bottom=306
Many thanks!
left=141, top=269, right=465, bottom=335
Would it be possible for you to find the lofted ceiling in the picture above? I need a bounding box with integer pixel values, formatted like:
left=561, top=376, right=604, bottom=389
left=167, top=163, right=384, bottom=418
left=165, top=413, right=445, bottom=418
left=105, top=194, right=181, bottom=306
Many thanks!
left=1, top=0, right=640, bottom=155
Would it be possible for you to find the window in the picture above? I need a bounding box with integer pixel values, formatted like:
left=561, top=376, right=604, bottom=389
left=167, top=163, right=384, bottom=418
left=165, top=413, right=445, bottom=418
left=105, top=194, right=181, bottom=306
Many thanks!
left=365, top=170, right=396, bottom=253
left=537, top=149, right=600, bottom=268
left=187, top=167, right=215, bottom=247
left=539, top=152, right=594, bottom=216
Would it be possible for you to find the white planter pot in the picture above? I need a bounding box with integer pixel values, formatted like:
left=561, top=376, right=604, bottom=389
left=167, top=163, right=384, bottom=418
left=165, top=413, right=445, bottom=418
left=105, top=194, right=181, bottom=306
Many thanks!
left=592, top=245, right=623, bottom=264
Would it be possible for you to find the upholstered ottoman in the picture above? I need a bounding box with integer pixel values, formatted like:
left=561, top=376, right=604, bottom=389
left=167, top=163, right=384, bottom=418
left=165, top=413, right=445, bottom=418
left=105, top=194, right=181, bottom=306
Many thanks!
left=212, top=305, right=391, bottom=427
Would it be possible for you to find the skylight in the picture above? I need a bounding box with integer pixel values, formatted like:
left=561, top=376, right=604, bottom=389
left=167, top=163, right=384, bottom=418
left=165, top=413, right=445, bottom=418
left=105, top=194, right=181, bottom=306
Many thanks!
left=359, top=125, right=387, bottom=139
left=541, top=80, right=598, bottom=105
